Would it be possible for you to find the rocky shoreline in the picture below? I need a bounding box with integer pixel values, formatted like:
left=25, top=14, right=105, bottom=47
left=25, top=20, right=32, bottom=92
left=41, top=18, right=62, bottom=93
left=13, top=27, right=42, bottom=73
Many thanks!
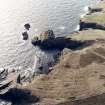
left=1, top=0, right=105, bottom=105
left=24, top=0, right=105, bottom=105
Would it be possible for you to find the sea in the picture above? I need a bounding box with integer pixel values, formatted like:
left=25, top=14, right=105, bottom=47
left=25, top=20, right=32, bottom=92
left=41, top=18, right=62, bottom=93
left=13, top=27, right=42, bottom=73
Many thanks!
left=0, top=0, right=99, bottom=72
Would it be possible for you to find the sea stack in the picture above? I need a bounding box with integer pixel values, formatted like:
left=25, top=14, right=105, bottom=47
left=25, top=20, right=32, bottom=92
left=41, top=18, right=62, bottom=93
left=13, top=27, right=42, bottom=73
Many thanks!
left=22, top=31, right=29, bottom=40
left=24, top=23, right=31, bottom=30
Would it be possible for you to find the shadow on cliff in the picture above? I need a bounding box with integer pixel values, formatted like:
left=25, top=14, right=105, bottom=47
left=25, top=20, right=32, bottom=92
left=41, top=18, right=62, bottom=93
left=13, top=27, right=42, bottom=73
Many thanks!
left=79, top=21, right=105, bottom=31
left=57, top=93, right=105, bottom=105
left=32, top=37, right=95, bottom=50
left=74, top=93, right=105, bottom=105
left=0, top=88, right=40, bottom=105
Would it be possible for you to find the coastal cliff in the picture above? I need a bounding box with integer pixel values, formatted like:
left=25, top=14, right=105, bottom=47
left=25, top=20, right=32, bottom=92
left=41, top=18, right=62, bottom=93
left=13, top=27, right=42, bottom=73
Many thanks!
left=1, top=0, right=105, bottom=105
left=22, top=0, right=105, bottom=105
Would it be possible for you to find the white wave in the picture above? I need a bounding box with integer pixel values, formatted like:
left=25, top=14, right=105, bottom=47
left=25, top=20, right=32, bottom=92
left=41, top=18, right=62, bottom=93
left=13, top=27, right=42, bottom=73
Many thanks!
left=0, top=68, right=4, bottom=72
left=58, top=26, right=66, bottom=30
left=75, top=25, right=80, bottom=31
left=35, top=28, right=38, bottom=32
left=80, top=14, right=86, bottom=18
left=80, top=6, right=89, bottom=19
left=83, top=6, right=89, bottom=12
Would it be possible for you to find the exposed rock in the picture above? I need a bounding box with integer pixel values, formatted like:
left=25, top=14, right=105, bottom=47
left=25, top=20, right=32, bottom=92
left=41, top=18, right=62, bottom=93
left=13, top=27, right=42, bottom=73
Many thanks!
left=0, top=67, right=36, bottom=94
left=79, top=20, right=105, bottom=31
left=0, top=69, right=17, bottom=95
left=32, top=30, right=56, bottom=48
left=61, top=48, right=73, bottom=55
left=17, top=68, right=35, bottom=85
left=24, top=23, right=31, bottom=30
left=32, top=34, right=92, bottom=50
left=0, top=68, right=8, bottom=81
left=79, top=0, right=105, bottom=31
left=88, top=7, right=103, bottom=14
left=22, top=31, right=29, bottom=40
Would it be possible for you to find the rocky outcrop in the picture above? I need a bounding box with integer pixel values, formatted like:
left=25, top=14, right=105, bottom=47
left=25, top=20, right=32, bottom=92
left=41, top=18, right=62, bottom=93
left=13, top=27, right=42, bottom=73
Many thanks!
left=88, top=7, right=103, bottom=14
left=79, top=20, right=105, bottom=31
left=0, top=67, right=36, bottom=95
left=39, top=30, right=55, bottom=41
left=0, top=68, right=17, bottom=95
left=0, top=67, right=39, bottom=104
left=24, top=23, right=31, bottom=30
left=32, top=30, right=94, bottom=50
left=22, top=23, right=31, bottom=40
left=79, top=0, right=105, bottom=31
left=17, top=68, right=36, bottom=85
left=32, top=30, right=56, bottom=49
left=22, top=31, right=29, bottom=40
left=32, top=37, right=86, bottom=50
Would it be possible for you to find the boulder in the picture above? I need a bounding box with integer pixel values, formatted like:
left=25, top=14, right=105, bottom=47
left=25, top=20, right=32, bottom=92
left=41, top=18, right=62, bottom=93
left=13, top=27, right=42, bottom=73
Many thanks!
left=22, top=31, right=29, bottom=40
left=24, top=23, right=31, bottom=30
